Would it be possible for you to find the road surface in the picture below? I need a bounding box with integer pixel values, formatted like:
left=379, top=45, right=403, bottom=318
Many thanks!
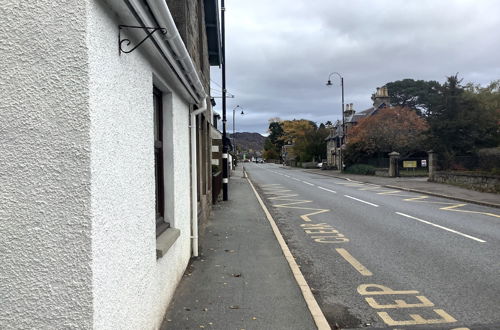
left=245, top=162, right=500, bottom=330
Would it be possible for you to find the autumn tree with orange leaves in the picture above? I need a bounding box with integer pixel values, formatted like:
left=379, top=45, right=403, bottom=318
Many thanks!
left=344, top=107, right=428, bottom=165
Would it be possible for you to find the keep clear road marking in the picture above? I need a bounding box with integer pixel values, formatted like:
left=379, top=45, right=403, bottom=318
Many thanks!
left=344, top=195, right=379, bottom=207
left=318, top=186, right=337, bottom=194
left=336, top=248, right=373, bottom=276
left=396, top=212, right=486, bottom=243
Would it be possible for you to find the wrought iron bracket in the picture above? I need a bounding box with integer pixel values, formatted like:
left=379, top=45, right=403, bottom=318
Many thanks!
left=119, top=25, right=167, bottom=55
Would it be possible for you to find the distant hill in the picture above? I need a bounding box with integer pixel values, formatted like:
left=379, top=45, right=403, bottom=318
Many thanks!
left=229, top=132, right=266, bottom=153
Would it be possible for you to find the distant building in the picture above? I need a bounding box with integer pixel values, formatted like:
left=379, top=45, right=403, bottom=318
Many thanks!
left=326, top=86, right=390, bottom=169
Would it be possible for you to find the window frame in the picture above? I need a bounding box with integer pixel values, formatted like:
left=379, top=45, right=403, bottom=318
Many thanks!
left=153, top=87, right=169, bottom=237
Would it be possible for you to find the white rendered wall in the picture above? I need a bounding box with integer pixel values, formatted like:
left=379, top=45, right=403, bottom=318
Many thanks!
left=1, top=1, right=195, bottom=328
left=0, top=1, right=93, bottom=329
left=88, top=2, right=192, bottom=329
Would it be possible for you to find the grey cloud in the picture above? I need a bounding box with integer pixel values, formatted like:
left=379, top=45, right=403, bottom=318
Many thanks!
left=211, top=0, right=500, bottom=134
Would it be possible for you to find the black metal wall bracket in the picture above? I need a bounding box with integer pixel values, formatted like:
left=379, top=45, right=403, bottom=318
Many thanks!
left=119, top=25, right=167, bottom=55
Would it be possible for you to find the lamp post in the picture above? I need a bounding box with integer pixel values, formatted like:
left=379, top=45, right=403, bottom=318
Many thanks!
left=232, top=105, right=244, bottom=156
left=221, top=0, right=228, bottom=200
left=326, top=72, right=344, bottom=172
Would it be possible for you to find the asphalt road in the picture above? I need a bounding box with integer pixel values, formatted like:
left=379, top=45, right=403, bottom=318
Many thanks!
left=244, top=162, right=500, bottom=330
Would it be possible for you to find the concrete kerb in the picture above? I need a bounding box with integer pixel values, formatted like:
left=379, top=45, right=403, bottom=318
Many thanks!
left=304, top=170, right=500, bottom=209
left=244, top=168, right=331, bottom=330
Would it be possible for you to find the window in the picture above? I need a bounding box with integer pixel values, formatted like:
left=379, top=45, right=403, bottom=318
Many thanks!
left=154, top=87, right=169, bottom=237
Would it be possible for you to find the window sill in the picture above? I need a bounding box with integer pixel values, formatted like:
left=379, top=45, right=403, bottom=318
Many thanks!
left=156, top=228, right=180, bottom=259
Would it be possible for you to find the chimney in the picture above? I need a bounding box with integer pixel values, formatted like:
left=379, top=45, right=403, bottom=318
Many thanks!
left=372, top=86, right=391, bottom=108
left=344, top=103, right=355, bottom=118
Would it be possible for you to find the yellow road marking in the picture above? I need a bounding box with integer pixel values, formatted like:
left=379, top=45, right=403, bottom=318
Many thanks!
left=264, top=191, right=293, bottom=195
left=377, top=309, right=456, bottom=326
left=365, top=295, right=434, bottom=309
left=314, top=236, right=349, bottom=243
left=336, top=248, right=373, bottom=276
left=358, top=186, right=383, bottom=191
left=358, top=284, right=418, bottom=295
left=376, top=190, right=401, bottom=195
left=268, top=194, right=300, bottom=200
left=440, top=204, right=500, bottom=218
left=273, top=200, right=313, bottom=207
left=300, top=209, right=330, bottom=222
left=261, top=182, right=349, bottom=244
left=404, top=195, right=429, bottom=201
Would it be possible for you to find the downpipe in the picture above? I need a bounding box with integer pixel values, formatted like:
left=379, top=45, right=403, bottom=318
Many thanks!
left=190, top=98, right=207, bottom=257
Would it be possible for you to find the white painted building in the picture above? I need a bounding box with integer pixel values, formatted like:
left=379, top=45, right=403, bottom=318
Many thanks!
left=0, top=0, right=220, bottom=328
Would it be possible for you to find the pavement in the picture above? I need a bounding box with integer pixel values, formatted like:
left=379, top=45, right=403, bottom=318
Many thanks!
left=304, top=169, right=499, bottom=208
left=161, top=167, right=318, bottom=330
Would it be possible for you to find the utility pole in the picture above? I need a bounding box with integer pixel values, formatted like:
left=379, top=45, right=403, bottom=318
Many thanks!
left=221, top=0, right=228, bottom=200
left=340, top=76, right=345, bottom=172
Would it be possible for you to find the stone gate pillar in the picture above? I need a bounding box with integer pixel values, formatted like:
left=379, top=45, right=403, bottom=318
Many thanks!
left=388, top=151, right=400, bottom=177
left=428, top=150, right=437, bottom=181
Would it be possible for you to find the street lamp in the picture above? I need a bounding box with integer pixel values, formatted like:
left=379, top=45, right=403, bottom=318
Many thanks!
left=232, top=105, right=244, bottom=155
left=326, top=72, right=345, bottom=171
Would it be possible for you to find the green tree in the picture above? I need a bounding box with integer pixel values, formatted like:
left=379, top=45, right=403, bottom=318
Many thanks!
left=280, top=120, right=328, bottom=162
left=426, top=75, right=500, bottom=155
left=464, top=80, right=500, bottom=147
left=386, top=79, right=441, bottom=115
left=263, top=119, right=284, bottom=160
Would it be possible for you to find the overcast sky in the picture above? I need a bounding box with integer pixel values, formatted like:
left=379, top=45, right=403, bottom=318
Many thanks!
left=210, top=0, right=500, bottom=135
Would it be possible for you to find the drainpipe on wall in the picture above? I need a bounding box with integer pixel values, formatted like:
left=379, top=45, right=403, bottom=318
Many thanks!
left=190, top=98, right=207, bottom=257
left=145, top=0, right=209, bottom=257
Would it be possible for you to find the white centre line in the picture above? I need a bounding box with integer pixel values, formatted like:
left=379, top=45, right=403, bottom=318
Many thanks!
left=301, top=181, right=315, bottom=186
left=318, top=186, right=337, bottom=194
left=395, top=212, right=486, bottom=243
left=344, top=195, right=379, bottom=207
left=292, top=178, right=301, bottom=182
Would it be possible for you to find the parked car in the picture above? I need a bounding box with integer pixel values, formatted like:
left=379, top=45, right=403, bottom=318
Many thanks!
left=317, top=162, right=323, bottom=168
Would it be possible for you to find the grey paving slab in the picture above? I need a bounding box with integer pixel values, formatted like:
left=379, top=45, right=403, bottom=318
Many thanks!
left=161, top=168, right=316, bottom=330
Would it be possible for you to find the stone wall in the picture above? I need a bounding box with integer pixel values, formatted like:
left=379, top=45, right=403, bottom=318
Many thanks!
left=430, top=172, right=500, bottom=193
left=375, top=169, right=389, bottom=177
left=301, top=162, right=318, bottom=169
